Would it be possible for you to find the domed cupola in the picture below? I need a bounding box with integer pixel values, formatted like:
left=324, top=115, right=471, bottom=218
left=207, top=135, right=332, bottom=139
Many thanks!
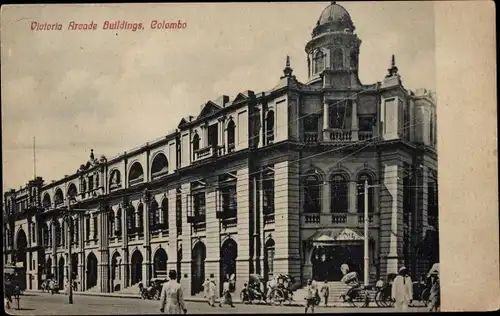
left=313, top=2, right=355, bottom=37
left=305, top=1, right=362, bottom=87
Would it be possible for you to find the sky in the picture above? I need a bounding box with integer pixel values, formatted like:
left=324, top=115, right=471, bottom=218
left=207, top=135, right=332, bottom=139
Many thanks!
left=1, top=1, right=435, bottom=191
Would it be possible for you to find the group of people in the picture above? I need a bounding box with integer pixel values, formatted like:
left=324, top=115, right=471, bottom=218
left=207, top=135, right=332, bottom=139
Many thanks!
left=391, top=265, right=440, bottom=313
left=304, top=279, right=330, bottom=313
left=202, top=274, right=236, bottom=308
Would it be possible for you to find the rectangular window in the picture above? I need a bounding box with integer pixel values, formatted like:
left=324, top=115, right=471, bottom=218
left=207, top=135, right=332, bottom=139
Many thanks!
left=85, top=217, right=90, bottom=240
left=176, top=189, right=182, bottom=236
left=193, top=192, right=206, bottom=219
left=93, top=216, right=98, bottom=239
left=208, top=124, right=218, bottom=147
left=88, top=176, right=94, bottom=191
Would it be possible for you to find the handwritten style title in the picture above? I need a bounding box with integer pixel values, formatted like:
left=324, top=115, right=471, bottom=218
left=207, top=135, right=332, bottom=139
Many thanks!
left=31, top=20, right=188, bottom=32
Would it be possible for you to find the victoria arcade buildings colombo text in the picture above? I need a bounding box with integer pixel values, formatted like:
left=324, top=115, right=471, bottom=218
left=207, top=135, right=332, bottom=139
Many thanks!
left=3, top=3, right=438, bottom=296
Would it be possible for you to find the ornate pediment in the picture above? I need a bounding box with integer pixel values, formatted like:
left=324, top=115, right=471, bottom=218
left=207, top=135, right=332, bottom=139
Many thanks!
left=197, top=101, right=221, bottom=120
left=178, top=115, right=194, bottom=128
left=231, top=92, right=252, bottom=104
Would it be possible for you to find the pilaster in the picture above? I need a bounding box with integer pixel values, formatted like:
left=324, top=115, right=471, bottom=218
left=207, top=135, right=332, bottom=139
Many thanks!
left=180, top=182, right=192, bottom=293
left=351, top=99, right=359, bottom=141
left=322, top=182, right=331, bottom=214
left=167, top=189, right=178, bottom=268
left=379, top=156, right=405, bottom=278
left=143, top=191, right=151, bottom=283
left=205, top=184, right=220, bottom=293
left=273, top=161, right=301, bottom=281
left=235, top=167, right=250, bottom=293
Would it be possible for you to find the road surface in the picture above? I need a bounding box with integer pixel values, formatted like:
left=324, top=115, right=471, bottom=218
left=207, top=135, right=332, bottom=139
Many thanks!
left=6, top=292, right=428, bottom=314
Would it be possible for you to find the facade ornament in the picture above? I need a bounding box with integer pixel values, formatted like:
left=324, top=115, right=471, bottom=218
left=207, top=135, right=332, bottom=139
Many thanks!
left=143, top=188, right=151, bottom=202
left=281, top=55, right=295, bottom=79
left=386, top=54, right=399, bottom=77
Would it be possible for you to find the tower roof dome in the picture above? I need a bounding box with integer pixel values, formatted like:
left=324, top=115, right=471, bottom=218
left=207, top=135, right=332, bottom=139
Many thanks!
left=314, top=2, right=355, bottom=34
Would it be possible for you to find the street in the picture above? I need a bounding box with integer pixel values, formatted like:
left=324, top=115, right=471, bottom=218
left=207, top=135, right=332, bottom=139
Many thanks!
left=6, top=292, right=428, bottom=315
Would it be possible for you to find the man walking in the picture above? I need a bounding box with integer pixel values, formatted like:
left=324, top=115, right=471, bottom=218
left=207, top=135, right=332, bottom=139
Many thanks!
left=320, top=280, right=329, bottom=307
left=392, top=267, right=413, bottom=313
left=159, top=270, right=187, bottom=314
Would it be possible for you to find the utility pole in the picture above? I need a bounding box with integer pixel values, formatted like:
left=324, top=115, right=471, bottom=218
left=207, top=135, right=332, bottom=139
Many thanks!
left=63, top=197, right=86, bottom=304
left=363, top=179, right=369, bottom=286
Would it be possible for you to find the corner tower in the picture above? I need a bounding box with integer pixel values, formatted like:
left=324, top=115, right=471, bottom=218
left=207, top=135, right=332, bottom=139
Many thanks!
left=305, top=2, right=362, bottom=88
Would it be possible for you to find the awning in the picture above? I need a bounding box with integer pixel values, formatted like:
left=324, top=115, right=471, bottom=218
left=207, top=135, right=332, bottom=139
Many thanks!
left=308, top=228, right=365, bottom=246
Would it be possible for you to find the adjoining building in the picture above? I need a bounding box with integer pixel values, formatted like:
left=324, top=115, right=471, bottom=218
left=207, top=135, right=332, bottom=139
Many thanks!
left=3, top=2, right=438, bottom=296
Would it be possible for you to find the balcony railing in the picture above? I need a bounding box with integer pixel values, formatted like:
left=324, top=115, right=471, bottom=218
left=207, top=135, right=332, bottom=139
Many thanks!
left=358, top=130, right=373, bottom=141
left=194, top=146, right=215, bottom=161
left=301, top=213, right=380, bottom=227
left=227, top=142, right=235, bottom=153
left=304, top=132, right=319, bottom=143
left=328, top=129, right=352, bottom=142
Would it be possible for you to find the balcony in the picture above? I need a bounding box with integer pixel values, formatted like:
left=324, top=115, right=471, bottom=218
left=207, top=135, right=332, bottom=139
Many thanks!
left=227, top=142, right=235, bottom=153
left=327, top=129, right=352, bottom=142
left=304, top=132, right=319, bottom=143
left=301, top=213, right=379, bottom=227
left=194, top=146, right=215, bottom=161
left=358, top=130, right=373, bottom=141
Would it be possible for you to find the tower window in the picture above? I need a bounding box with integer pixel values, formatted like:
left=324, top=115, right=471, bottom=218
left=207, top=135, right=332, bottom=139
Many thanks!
left=313, top=51, right=326, bottom=74
left=333, top=49, right=344, bottom=69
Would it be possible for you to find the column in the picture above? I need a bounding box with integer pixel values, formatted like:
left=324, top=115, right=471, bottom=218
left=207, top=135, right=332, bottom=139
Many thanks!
left=379, top=158, right=404, bottom=279
left=351, top=99, right=359, bottom=141
left=234, top=168, right=250, bottom=294
left=273, top=161, right=301, bottom=281
left=218, top=117, right=226, bottom=153
left=167, top=189, right=178, bottom=271
left=79, top=215, right=85, bottom=291
left=121, top=203, right=130, bottom=288
left=90, top=213, right=95, bottom=241
left=323, top=101, right=330, bottom=141
left=180, top=183, right=192, bottom=294
left=51, top=219, right=57, bottom=278
left=322, top=182, right=330, bottom=214
left=257, top=173, right=265, bottom=276
left=201, top=123, right=208, bottom=148
left=205, top=183, right=220, bottom=294
left=143, top=192, right=151, bottom=284
left=349, top=181, right=358, bottom=214
left=98, top=209, right=110, bottom=293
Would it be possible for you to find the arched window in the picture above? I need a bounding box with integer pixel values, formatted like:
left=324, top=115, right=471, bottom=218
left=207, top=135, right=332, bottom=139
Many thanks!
left=428, top=171, right=438, bottom=228
left=151, top=153, right=169, bottom=179
left=67, top=183, right=78, bottom=199
left=330, top=173, right=349, bottom=213
left=73, top=219, right=79, bottom=245
left=42, top=194, right=51, bottom=209
left=149, top=199, right=158, bottom=230
left=227, top=120, right=236, bottom=152
left=265, top=110, right=275, bottom=145
left=313, top=50, right=326, bottom=74
left=42, top=224, right=49, bottom=246
left=108, top=210, right=115, bottom=238
left=137, top=203, right=144, bottom=232
left=128, top=162, right=144, bottom=186
left=92, top=215, right=98, bottom=239
left=116, top=209, right=122, bottom=236
left=161, top=198, right=169, bottom=230
left=85, top=216, right=91, bottom=240
left=264, top=238, right=275, bottom=281
left=263, top=169, right=275, bottom=224
left=54, top=221, right=62, bottom=246
left=192, top=133, right=200, bottom=160
left=126, top=206, right=135, bottom=234
left=333, top=49, right=344, bottom=69
left=54, top=189, right=64, bottom=206
left=109, top=170, right=121, bottom=191
left=304, top=174, right=322, bottom=213
left=357, top=173, right=375, bottom=213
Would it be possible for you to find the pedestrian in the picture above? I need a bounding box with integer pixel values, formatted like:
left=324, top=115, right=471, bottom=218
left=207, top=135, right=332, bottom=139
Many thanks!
left=320, top=280, right=329, bottom=307
left=202, top=278, right=210, bottom=304
left=391, top=266, right=413, bottom=313
left=207, top=276, right=217, bottom=307
left=49, top=279, right=56, bottom=295
left=428, top=272, right=440, bottom=312
left=241, top=283, right=249, bottom=304
left=219, top=276, right=235, bottom=307
left=304, top=279, right=315, bottom=314
left=159, top=270, right=187, bottom=315
left=375, top=277, right=384, bottom=290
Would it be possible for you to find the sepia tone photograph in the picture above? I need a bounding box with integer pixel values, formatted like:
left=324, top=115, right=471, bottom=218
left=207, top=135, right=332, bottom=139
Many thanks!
left=1, top=1, right=497, bottom=314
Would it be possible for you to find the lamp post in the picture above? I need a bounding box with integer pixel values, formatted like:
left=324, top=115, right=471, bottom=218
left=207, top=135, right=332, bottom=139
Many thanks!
left=363, top=180, right=379, bottom=287
left=63, top=197, right=87, bottom=304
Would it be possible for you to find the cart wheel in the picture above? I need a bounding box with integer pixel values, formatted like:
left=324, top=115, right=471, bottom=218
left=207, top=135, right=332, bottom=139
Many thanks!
left=270, top=289, right=284, bottom=306
left=374, top=291, right=382, bottom=307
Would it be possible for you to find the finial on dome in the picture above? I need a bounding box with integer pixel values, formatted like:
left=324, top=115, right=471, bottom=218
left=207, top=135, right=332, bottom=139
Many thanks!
left=90, top=149, right=95, bottom=161
left=331, top=1, right=336, bottom=4
left=281, top=55, right=294, bottom=79
left=386, top=54, right=399, bottom=77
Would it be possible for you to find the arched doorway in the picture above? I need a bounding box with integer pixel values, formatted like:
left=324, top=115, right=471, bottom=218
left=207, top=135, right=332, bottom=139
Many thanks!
left=263, top=238, right=275, bottom=282
left=71, top=253, right=78, bottom=282
left=130, top=250, right=143, bottom=286
left=111, top=252, right=121, bottom=292
left=153, top=248, right=168, bottom=278
left=191, top=242, right=206, bottom=295
left=15, top=229, right=28, bottom=290
left=58, top=257, right=65, bottom=289
left=311, top=245, right=363, bottom=282
left=46, top=257, right=53, bottom=279
left=86, top=252, right=98, bottom=290
left=220, top=238, right=237, bottom=294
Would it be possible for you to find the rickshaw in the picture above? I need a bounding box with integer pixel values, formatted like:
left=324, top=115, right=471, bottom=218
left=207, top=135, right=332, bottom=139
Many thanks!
left=374, top=273, right=397, bottom=307
left=240, top=274, right=266, bottom=304
left=140, top=277, right=168, bottom=300
left=267, top=274, right=296, bottom=306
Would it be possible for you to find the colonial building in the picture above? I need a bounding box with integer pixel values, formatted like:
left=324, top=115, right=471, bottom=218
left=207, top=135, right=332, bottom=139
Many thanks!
left=3, top=2, right=438, bottom=296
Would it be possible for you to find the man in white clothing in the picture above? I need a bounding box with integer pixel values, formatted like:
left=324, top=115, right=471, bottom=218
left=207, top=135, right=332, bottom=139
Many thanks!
left=391, top=266, right=413, bottom=312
